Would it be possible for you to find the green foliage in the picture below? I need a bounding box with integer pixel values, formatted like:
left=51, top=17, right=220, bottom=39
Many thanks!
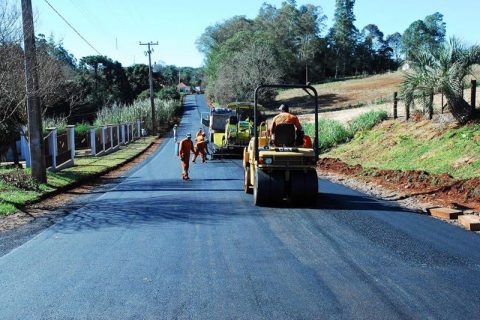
left=402, top=12, right=446, bottom=60
left=329, top=0, right=358, bottom=77
left=347, top=110, right=388, bottom=134
left=326, top=122, right=480, bottom=179
left=74, top=122, right=90, bottom=135
left=401, top=37, right=480, bottom=123
left=156, top=86, right=180, bottom=100
left=200, top=1, right=327, bottom=103
left=303, top=110, right=388, bottom=152
left=304, top=119, right=350, bottom=151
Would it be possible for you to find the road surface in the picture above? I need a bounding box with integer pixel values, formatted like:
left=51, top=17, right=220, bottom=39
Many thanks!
left=1, top=95, right=480, bottom=320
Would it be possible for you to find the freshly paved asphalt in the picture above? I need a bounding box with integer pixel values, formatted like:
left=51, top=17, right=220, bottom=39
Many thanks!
left=1, top=95, right=480, bottom=320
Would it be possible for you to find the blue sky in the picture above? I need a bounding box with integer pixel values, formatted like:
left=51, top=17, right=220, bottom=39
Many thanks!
left=32, top=0, right=480, bottom=68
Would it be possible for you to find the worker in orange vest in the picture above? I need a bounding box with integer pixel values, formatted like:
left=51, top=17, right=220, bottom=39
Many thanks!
left=270, top=103, right=305, bottom=146
left=192, top=132, right=207, bottom=163
left=179, top=133, right=195, bottom=180
left=196, top=128, right=203, bottom=138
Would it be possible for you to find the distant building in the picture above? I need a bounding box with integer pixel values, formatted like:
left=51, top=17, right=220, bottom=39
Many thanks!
left=176, top=82, right=190, bottom=93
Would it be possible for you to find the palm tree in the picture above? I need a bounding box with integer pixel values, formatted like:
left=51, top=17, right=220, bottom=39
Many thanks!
left=401, top=37, right=480, bottom=124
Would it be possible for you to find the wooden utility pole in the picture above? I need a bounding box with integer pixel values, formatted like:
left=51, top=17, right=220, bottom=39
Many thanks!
left=21, top=0, right=46, bottom=183
left=139, top=41, right=158, bottom=135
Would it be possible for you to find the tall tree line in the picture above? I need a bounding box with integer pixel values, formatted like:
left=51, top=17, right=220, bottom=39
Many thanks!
left=198, top=0, right=448, bottom=105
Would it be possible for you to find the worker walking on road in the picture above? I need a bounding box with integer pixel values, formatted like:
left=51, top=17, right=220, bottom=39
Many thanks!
left=179, top=133, right=195, bottom=180
left=192, top=132, right=207, bottom=163
left=196, top=128, right=203, bottom=138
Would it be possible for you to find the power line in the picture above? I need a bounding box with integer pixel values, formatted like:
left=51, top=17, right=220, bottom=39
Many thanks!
left=43, top=0, right=102, bottom=55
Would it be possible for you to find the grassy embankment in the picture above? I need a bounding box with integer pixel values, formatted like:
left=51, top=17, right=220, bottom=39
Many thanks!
left=0, top=137, right=156, bottom=215
left=280, top=70, right=480, bottom=181
left=324, top=121, right=480, bottom=180
left=303, top=110, right=388, bottom=152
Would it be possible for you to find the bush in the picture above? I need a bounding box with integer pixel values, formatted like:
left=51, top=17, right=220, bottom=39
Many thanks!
left=348, top=110, right=388, bottom=135
left=303, top=110, right=388, bottom=152
left=74, top=122, right=90, bottom=135
left=0, top=170, right=39, bottom=191
left=304, top=119, right=351, bottom=152
left=156, top=86, right=180, bottom=100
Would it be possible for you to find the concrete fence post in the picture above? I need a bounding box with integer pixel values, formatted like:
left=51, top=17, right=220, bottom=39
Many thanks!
left=48, top=127, right=57, bottom=171
left=67, top=125, right=75, bottom=164
left=117, top=125, right=121, bottom=146
left=109, top=125, right=114, bottom=149
left=126, top=123, right=130, bottom=144
left=102, top=126, right=107, bottom=152
left=121, top=124, right=126, bottom=145
left=137, top=120, right=141, bottom=139
left=90, top=127, right=96, bottom=156
left=21, top=126, right=31, bottom=168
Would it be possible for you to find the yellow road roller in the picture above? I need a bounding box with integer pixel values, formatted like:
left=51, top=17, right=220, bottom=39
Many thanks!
left=243, top=84, right=319, bottom=206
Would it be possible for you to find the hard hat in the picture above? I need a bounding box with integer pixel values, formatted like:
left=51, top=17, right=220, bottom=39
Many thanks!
left=279, top=103, right=289, bottom=112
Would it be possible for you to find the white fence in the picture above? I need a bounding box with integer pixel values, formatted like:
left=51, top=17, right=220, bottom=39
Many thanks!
left=10, top=120, right=143, bottom=172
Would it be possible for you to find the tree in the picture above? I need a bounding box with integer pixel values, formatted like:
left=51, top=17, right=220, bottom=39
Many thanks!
left=125, top=64, right=150, bottom=98
left=329, top=0, right=358, bottom=78
left=386, top=32, right=402, bottom=62
left=402, top=12, right=446, bottom=61
left=210, top=32, right=282, bottom=105
left=78, top=55, right=133, bottom=107
left=401, top=38, right=480, bottom=124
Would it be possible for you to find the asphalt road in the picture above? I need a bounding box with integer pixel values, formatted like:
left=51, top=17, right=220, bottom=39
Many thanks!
left=1, top=94, right=480, bottom=320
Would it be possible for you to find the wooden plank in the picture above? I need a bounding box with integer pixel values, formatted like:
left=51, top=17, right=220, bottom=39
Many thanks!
left=458, top=215, right=480, bottom=231
left=428, top=207, right=463, bottom=219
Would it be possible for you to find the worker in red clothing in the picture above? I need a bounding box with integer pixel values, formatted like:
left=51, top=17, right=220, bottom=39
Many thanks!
left=192, top=132, right=207, bottom=163
left=179, top=133, right=195, bottom=180
left=270, top=103, right=305, bottom=146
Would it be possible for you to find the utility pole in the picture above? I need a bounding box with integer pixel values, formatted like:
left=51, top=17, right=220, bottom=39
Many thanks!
left=139, top=41, right=158, bottom=135
left=21, top=0, right=46, bottom=183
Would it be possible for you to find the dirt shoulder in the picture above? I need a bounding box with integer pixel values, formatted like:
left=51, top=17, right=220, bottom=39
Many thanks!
left=317, top=158, right=480, bottom=233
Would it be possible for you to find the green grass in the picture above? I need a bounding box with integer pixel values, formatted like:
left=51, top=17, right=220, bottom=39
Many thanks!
left=0, top=136, right=156, bottom=216
left=325, top=121, right=480, bottom=179
left=303, top=110, right=388, bottom=152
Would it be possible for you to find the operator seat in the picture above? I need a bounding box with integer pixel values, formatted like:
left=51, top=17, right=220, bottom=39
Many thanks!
left=271, top=123, right=296, bottom=147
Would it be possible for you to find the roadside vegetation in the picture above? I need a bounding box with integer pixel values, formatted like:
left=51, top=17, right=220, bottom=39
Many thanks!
left=303, top=110, right=388, bottom=152
left=0, top=137, right=156, bottom=216
left=324, top=121, right=480, bottom=180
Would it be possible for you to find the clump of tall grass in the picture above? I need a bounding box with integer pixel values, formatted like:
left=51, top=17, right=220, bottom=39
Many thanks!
left=94, top=98, right=180, bottom=133
left=303, top=110, right=388, bottom=152
left=347, top=110, right=388, bottom=135
left=304, top=119, right=351, bottom=151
